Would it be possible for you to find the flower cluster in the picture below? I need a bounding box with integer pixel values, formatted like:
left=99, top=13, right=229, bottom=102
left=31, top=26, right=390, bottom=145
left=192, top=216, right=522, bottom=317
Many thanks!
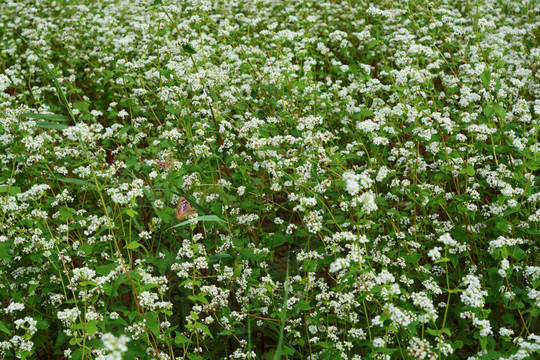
left=0, top=0, right=538, bottom=359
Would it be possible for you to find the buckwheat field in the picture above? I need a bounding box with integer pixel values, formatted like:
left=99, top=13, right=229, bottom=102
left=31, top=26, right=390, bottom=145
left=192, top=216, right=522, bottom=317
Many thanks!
left=0, top=0, right=539, bottom=359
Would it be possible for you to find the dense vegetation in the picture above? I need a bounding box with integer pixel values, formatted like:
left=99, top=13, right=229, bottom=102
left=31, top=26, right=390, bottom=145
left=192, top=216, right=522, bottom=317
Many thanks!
left=0, top=0, right=539, bottom=359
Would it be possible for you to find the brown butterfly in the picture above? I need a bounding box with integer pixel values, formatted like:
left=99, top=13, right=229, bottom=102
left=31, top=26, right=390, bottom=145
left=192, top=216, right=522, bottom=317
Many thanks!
left=156, top=155, right=173, bottom=170
left=176, top=197, right=196, bottom=221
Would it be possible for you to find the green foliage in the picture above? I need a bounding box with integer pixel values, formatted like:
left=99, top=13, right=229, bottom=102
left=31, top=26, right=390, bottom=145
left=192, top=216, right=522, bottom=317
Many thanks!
left=0, top=0, right=539, bottom=359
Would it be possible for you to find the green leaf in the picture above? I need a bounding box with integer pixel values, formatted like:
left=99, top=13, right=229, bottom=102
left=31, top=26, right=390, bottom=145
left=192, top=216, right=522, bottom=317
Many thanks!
left=525, top=159, right=540, bottom=171
left=183, top=43, right=197, bottom=54
left=125, top=208, right=138, bottom=218
left=294, top=301, right=312, bottom=311
left=59, top=207, right=75, bottom=220
left=172, top=215, right=227, bottom=229
left=174, top=331, right=191, bottom=345
left=479, top=350, right=502, bottom=360
left=209, top=89, right=218, bottom=102
left=0, top=186, right=21, bottom=195
left=73, top=101, right=88, bottom=112
left=70, top=348, right=83, bottom=360
left=0, top=242, right=12, bottom=261
left=194, top=322, right=213, bottom=339
left=503, top=207, right=521, bottom=217
left=282, top=346, right=294, bottom=356
left=56, top=177, right=97, bottom=190
left=125, top=155, right=140, bottom=170
left=239, top=248, right=260, bottom=263
left=34, top=121, right=68, bottom=130
left=362, top=108, right=374, bottom=117
left=375, top=347, right=399, bottom=355
left=493, top=104, right=506, bottom=118
left=124, top=241, right=145, bottom=251
left=459, top=167, right=475, bottom=176
left=188, top=293, right=209, bottom=305
left=36, top=319, right=50, bottom=330
left=512, top=246, right=527, bottom=261
left=156, top=250, right=174, bottom=274
left=495, top=221, right=511, bottom=233
left=23, top=112, right=70, bottom=121
left=318, top=347, right=337, bottom=360
left=195, top=215, right=226, bottom=223
left=0, top=321, right=10, bottom=335
left=146, top=312, right=160, bottom=337
left=480, top=68, right=491, bottom=89
left=31, top=50, right=76, bottom=121
left=86, top=320, right=98, bottom=335
left=367, top=40, right=382, bottom=50
left=404, top=253, right=421, bottom=264
left=55, top=331, right=68, bottom=348
left=155, top=208, right=173, bottom=224
left=79, top=280, right=98, bottom=287
left=208, top=253, right=233, bottom=263
left=524, top=227, right=540, bottom=236
left=426, top=327, right=451, bottom=337
left=483, top=105, right=494, bottom=117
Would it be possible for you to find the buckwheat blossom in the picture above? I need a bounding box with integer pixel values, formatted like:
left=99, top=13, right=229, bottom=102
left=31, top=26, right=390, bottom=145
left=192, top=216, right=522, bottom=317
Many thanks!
left=57, top=307, right=81, bottom=328
left=499, top=258, right=511, bottom=277
left=427, top=247, right=442, bottom=262
left=343, top=171, right=361, bottom=196
left=6, top=336, right=34, bottom=357
left=438, top=233, right=457, bottom=247
left=117, top=109, right=129, bottom=119
left=72, top=267, right=96, bottom=283
left=5, top=302, right=25, bottom=314
left=329, top=258, right=350, bottom=274
left=376, top=166, right=390, bottom=182
left=500, top=327, right=514, bottom=337
left=303, top=210, right=323, bottom=233
left=0, top=0, right=537, bottom=357
left=385, top=303, right=415, bottom=327
left=372, top=337, right=386, bottom=348
left=460, top=274, right=487, bottom=309
left=13, top=317, right=38, bottom=339
left=410, top=292, right=438, bottom=322
left=488, top=236, right=526, bottom=254
left=101, top=333, right=130, bottom=360
left=357, top=191, right=378, bottom=213
left=472, top=317, right=493, bottom=337
left=407, top=337, right=436, bottom=360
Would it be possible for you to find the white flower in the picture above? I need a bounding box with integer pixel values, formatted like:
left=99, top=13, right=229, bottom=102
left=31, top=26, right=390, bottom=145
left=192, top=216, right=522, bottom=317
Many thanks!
left=376, top=166, right=390, bottom=182
left=359, top=191, right=378, bottom=213
left=460, top=274, right=487, bottom=308
left=102, top=333, right=130, bottom=360
left=329, top=258, right=350, bottom=273
left=343, top=171, right=361, bottom=196
left=438, top=233, right=457, bottom=247
left=117, top=109, right=129, bottom=119
left=428, top=247, right=442, bottom=262
left=5, top=302, right=25, bottom=313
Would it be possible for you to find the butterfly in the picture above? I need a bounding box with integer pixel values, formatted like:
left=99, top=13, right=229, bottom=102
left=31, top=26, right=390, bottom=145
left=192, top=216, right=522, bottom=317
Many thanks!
left=155, top=155, right=174, bottom=170
left=176, top=197, right=196, bottom=221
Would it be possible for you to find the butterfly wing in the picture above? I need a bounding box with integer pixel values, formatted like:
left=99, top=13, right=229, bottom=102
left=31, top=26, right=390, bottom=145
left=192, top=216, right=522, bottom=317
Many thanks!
left=176, top=197, right=196, bottom=221
left=156, top=155, right=173, bottom=170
